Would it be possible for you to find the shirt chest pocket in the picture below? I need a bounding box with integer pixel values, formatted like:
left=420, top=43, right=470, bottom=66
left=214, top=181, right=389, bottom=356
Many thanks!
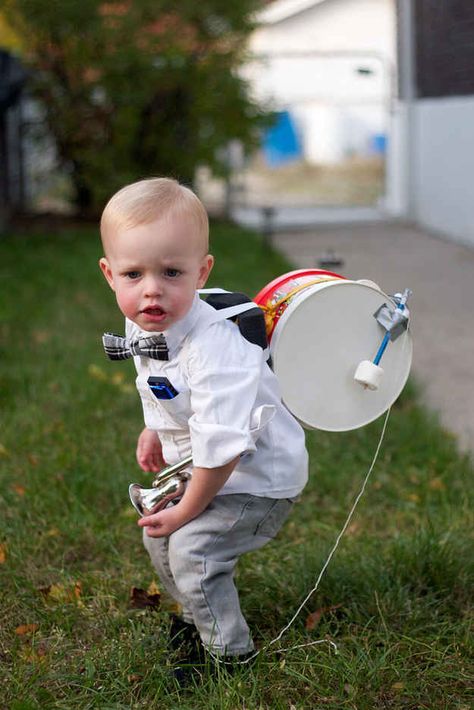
left=136, top=373, right=192, bottom=429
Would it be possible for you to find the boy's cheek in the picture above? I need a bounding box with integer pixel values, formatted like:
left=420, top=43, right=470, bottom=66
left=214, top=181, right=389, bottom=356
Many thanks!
left=115, top=291, right=137, bottom=319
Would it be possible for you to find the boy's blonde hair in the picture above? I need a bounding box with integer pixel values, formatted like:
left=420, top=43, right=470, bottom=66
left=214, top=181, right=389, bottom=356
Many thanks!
left=100, top=177, right=209, bottom=250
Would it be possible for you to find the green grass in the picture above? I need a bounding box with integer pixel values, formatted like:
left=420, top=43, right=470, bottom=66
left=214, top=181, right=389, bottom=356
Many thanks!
left=0, top=222, right=473, bottom=710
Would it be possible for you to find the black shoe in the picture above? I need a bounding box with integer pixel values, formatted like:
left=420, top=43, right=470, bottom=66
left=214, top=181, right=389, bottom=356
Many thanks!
left=171, top=662, right=204, bottom=687
left=168, top=614, right=205, bottom=663
left=170, top=650, right=254, bottom=687
left=167, top=616, right=206, bottom=687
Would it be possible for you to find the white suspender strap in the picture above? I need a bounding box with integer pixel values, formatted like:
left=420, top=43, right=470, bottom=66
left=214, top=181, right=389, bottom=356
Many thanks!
left=198, top=288, right=230, bottom=294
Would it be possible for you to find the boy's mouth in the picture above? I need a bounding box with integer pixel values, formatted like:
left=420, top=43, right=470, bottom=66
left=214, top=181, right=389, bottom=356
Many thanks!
left=142, top=306, right=166, bottom=319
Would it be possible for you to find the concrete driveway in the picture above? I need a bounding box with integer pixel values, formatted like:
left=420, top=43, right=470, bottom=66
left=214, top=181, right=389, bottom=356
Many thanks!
left=271, top=221, right=474, bottom=455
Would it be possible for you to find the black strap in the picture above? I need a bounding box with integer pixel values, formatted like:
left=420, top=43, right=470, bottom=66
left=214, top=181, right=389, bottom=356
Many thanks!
left=204, top=292, right=268, bottom=351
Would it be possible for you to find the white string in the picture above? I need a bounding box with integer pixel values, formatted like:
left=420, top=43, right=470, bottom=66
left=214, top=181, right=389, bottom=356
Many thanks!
left=214, top=407, right=392, bottom=666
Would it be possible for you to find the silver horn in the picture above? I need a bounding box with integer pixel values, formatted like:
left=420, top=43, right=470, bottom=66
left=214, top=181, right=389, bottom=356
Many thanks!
left=129, top=455, right=193, bottom=516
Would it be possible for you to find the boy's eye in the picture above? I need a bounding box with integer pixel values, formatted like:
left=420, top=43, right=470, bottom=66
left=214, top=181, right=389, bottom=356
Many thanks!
left=126, top=271, right=141, bottom=280
left=164, top=268, right=181, bottom=278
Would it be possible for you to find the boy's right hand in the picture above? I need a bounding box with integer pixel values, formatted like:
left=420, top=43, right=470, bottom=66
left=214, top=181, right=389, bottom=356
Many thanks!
left=136, top=427, right=166, bottom=473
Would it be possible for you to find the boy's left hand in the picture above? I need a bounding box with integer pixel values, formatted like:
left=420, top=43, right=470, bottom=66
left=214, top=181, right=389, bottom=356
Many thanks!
left=137, top=457, right=240, bottom=538
left=138, top=504, right=188, bottom=538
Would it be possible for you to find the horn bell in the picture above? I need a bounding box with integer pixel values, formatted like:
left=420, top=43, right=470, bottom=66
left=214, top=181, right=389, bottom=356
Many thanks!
left=129, top=473, right=189, bottom=517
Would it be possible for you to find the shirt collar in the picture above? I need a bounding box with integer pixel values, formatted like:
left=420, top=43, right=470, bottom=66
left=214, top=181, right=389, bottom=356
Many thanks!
left=163, top=292, right=202, bottom=357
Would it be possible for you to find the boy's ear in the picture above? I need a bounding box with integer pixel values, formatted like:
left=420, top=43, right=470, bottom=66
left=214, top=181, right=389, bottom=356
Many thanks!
left=197, top=254, right=214, bottom=289
left=99, top=257, right=115, bottom=291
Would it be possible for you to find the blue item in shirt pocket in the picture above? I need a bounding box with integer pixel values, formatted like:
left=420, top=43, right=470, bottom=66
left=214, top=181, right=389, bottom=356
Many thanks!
left=147, top=376, right=179, bottom=400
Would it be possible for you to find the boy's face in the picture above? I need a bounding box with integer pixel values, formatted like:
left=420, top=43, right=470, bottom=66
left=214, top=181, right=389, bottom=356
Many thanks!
left=99, top=211, right=214, bottom=332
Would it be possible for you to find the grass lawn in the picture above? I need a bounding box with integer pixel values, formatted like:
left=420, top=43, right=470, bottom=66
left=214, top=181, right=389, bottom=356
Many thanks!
left=0, top=222, right=472, bottom=709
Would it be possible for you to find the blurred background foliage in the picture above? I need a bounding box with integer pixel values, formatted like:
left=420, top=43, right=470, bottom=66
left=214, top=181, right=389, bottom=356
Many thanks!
left=1, top=0, right=269, bottom=214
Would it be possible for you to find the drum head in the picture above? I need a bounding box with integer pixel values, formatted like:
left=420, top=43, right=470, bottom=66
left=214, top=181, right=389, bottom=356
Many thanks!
left=271, top=280, right=413, bottom=431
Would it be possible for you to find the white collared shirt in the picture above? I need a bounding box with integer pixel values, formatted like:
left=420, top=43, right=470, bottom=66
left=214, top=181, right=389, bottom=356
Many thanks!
left=126, top=294, right=308, bottom=498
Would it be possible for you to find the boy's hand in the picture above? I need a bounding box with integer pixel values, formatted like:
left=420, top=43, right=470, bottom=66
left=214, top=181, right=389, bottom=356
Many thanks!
left=137, top=457, right=240, bottom=538
left=136, top=427, right=166, bottom=472
left=138, top=504, right=188, bottom=538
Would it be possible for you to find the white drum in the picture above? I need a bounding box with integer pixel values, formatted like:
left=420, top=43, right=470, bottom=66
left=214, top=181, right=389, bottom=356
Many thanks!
left=254, top=270, right=413, bottom=432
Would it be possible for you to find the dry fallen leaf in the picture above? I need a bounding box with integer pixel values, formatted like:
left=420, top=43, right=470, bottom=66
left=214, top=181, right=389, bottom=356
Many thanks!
left=119, top=384, right=135, bottom=394
left=0, top=444, right=9, bottom=457
left=15, top=624, right=39, bottom=636
left=88, top=364, right=108, bottom=381
left=0, top=543, right=6, bottom=564
left=111, top=372, right=125, bottom=385
left=11, top=483, right=26, bottom=497
left=169, top=602, right=182, bottom=615
left=129, top=586, right=161, bottom=610
left=347, top=521, right=360, bottom=536
left=19, top=643, right=48, bottom=664
left=147, top=580, right=161, bottom=596
left=39, top=581, right=83, bottom=606
left=305, top=604, right=342, bottom=631
left=391, top=682, right=404, bottom=691
left=127, top=673, right=142, bottom=684
left=28, top=454, right=39, bottom=466
left=428, top=477, right=446, bottom=491
left=32, top=330, right=51, bottom=344
left=44, top=528, right=61, bottom=538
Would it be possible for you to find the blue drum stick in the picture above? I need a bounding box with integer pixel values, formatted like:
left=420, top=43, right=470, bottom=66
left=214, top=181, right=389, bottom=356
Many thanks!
left=373, top=290, right=410, bottom=366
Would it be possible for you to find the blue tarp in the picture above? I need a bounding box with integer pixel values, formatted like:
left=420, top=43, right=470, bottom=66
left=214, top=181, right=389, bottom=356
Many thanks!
left=262, top=111, right=302, bottom=167
left=370, top=133, right=387, bottom=155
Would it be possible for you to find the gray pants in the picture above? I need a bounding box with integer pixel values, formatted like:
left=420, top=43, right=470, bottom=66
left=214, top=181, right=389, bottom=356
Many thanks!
left=143, top=493, right=293, bottom=656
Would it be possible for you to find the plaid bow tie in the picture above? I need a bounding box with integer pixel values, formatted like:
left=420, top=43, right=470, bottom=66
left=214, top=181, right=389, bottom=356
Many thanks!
left=102, top=332, right=169, bottom=361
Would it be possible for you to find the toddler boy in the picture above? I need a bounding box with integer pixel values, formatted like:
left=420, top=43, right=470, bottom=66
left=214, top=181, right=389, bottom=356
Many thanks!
left=99, top=177, right=308, bottom=661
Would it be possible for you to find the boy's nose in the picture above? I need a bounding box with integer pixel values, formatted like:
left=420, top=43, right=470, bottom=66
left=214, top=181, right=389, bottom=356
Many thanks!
left=143, top=275, right=163, bottom=297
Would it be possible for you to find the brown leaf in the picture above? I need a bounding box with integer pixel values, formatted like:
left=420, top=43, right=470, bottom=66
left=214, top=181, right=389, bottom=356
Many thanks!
left=428, top=477, right=446, bottom=491
left=127, top=673, right=142, bottom=684
left=88, top=364, right=107, bottom=381
left=305, top=604, right=342, bottom=631
left=19, top=642, right=48, bottom=663
left=129, top=586, right=161, bottom=610
left=147, top=580, right=161, bottom=596
left=15, top=624, right=39, bottom=636
left=111, top=372, right=125, bottom=385
left=32, top=330, right=51, bottom=344
left=391, top=682, right=404, bottom=691
left=0, top=543, right=6, bottom=564
left=347, top=521, right=360, bottom=536
left=39, top=581, right=83, bottom=606
left=28, top=454, right=39, bottom=466
left=0, top=444, right=9, bottom=457
left=11, top=483, right=26, bottom=497
left=44, top=528, right=61, bottom=538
